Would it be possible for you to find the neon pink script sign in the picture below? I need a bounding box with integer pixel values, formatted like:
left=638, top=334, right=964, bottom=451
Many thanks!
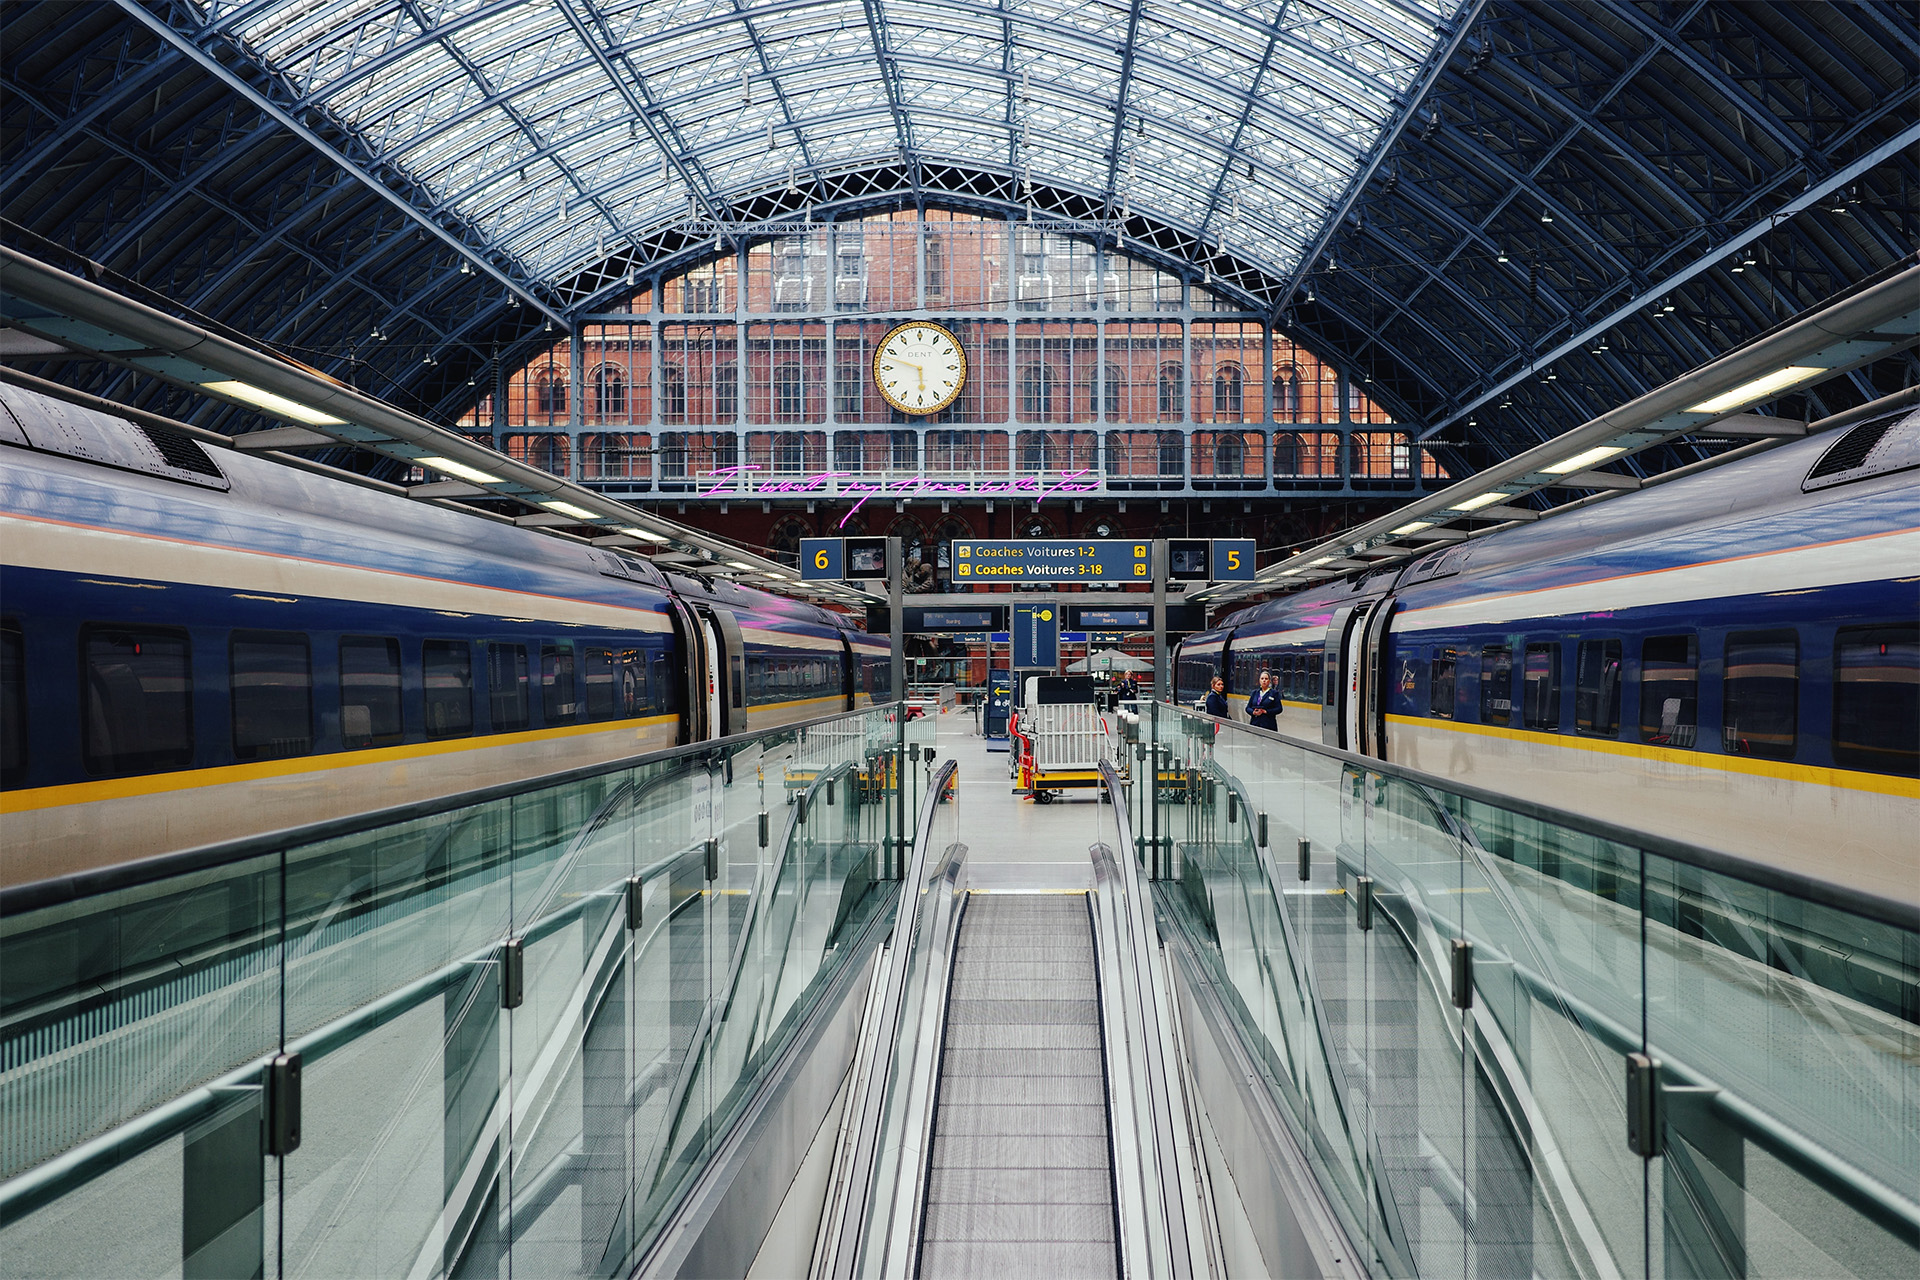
left=698, top=466, right=1101, bottom=525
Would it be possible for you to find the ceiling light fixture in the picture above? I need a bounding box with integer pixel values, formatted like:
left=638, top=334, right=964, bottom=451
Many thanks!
left=1452, top=490, right=1509, bottom=511
left=1544, top=445, right=1626, bottom=474
left=201, top=381, right=344, bottom=425
left=1391, top=520, right=1433, bottom=535
left=418, top=456, right=502, bottom=484
left=620, top=526, right=671, bottom=543
left=542, top=500, right=599, bottom=520
left=1686, top=366, right=1828, bottom=415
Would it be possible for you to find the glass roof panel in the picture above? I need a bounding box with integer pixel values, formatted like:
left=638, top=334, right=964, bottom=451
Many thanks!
left=230, top=0, right=1457, bottom=285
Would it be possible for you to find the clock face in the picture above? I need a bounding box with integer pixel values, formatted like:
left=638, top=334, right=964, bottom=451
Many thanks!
left=873, top=321, right=966, bottom=415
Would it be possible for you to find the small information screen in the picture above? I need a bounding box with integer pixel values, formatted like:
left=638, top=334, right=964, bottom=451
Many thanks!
left=1070, top=607, right=1151, bottom=630
left=951, top=539, right=1151, bottom=582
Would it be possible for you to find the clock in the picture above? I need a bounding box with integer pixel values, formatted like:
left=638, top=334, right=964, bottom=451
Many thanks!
left=873, top=321, right=966, bottom=415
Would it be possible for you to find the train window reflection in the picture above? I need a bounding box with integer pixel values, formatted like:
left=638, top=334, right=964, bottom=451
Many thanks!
left=82, top=625, right=193, bottom=775
left=1639, top=635, right=1697, bottom=748
left=341, top=636, right=402, bottom=748
left=1574, top=640, right=1621, bottom=737
left=583, top=647, right=616, bottom=720
left=542, top=645, right=577, bottom=723
left=1523, top=644, right=1560, bottom=730
left=2, top=621, right=25, bottom=787
left=1479, top=646, right=1513, bottom=725
left=231, top=631, right=313, bottom=761
left=423, top=640, right=473, bottom=738
left=1428, top=649, right=1458, bottom=718
left=488, top=643, right=530, bottom=733
left=1832, top=623, right=1916, bottom=776
left=1723, top=630, right=1797, bottom=759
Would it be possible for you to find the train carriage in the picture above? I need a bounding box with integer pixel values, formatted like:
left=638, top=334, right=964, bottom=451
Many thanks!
left=0, top=383, right=889, bottom=885
left=1179, top=407, right=1920, bottom=905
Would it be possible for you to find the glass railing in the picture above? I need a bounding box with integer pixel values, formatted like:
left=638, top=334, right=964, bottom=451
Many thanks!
left=1132, top=703, right=1918, bottom=1280
left=0, top=706, right=917, bottom=1279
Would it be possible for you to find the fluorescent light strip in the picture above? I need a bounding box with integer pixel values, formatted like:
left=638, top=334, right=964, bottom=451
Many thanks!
left=542, top=500, right=599, bottom=521
left=1391, top=520, right=1433, bottom=535
left=1544, top=445, right=1627, bottom=474
left=202, top=380, right=343, bottom=425
left=728, top=560, right=758, bottom=571
left=620, top=526, right=671, bottom=544
left=417, top=455, right=503, bottom=485
left=1686, top=366, right=1827, bottom=415
left=1452, top=491, right=1509, bottom=511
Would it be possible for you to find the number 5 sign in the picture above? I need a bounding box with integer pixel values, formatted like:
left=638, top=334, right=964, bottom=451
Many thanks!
left=1213, top=539, right=1257, bottom=581
left=800, top=538, right=844, bottom=580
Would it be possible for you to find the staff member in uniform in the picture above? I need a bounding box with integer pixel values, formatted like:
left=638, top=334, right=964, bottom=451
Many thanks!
left=1203, top=676, right=1229, bottom=719
left=1247, top=669, right=1282, bottom=730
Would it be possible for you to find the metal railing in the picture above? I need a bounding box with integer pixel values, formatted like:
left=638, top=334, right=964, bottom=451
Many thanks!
left=0, top=705, right=929, bottom=1279
left=1127, top=702, right=1918, bottom=1280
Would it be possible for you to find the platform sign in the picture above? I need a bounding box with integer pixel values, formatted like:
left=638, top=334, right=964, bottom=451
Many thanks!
left=1011, top=604, right=1060, bottom=669
left=1213, top=539, right=1257, bottom=581
left=800, top=538, right=843, bottom=580
left=951, top=539, right=1151, bottom=583
left=1069, top=607, right=1151, bottom=631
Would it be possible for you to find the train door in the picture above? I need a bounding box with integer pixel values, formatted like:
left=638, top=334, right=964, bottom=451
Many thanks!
left=838, top=635, right=856, bottom=711
left=1321, top=602, right=1373, bottom=750
left=665, top=596, right=712, bottom=743
left=1356, top=596, right=1398, bottom=757
left=697, top=606, right=747, bottom=737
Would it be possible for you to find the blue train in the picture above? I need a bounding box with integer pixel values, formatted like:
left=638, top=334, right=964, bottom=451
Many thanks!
left=1178, top=405, right=1918, bottom=905
left=0, top=382, right=890, bottom=887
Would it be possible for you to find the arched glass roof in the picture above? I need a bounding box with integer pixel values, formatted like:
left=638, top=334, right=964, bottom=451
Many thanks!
left=223, top=0, right=1459, bottom=286
left=2, top=1, right=1912, bottom=473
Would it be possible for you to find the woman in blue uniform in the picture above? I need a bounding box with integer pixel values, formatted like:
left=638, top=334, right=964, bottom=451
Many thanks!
left=1247, top=670, right=1281, bottom=730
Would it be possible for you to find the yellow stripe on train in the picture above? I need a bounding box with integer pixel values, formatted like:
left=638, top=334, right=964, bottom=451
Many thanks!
left=1381, top=714, right=1919, bottom=800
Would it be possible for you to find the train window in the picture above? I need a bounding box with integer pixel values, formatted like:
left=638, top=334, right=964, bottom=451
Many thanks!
left=1479, top=646, right=1513, bottom=725
left=231, top=631, right=313, bottom=761
left=542, top=645, right=578, bottom=723
left=82, top=625, right=193, bottom=775
left=1833, top=624, right=1918, bottom=776
left=1428, top=649, right=1458, bottom=718
left=2, top=621, right=24, bottom=786
left=620, top=649, right=647, bottom=716
left=488, top=643, right=530, bottom=734
left=422, top=640, right=473, bottom=738
left=1522, top=643, right=1560, bottom=730
left=1574, top=640, right=1622, bottom=737
left=341, top=637, right=402, bottom=748
left=1639, top=635, right=1697, bottom=748
left=652, top=654, right=674, bottom=712
left=1723, top=630, right=1797, bottom=759
left=583, top=647, right=616, bottom=720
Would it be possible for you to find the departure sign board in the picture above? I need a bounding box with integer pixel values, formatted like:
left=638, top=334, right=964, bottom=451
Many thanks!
left=951, top=539, right=1151, bottom=582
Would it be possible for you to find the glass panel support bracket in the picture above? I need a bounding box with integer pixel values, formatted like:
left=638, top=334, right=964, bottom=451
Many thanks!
left=500, top=938, right=526, bottom=1010
left=1450, top=939, right=1473, bottom=1010
left=1354, top=874, right=1374, bottom=931
left=263, top=1052, right=302, bottom=1157
left=627, top=875, right=645, bottom=930
left=1626, top=1052, right=1663, bottom=1158
left=1296, top=837, right=1310, bottom=881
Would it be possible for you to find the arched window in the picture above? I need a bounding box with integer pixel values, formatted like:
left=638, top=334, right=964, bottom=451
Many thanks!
left=1274, top=366, right=1302, bottom=422
left=536, top=372, right=566, bottom=418
left=591, top=366, right=625, bottom=421
left=1157, top=364, right=1184, bottom=421
left=1274, top=431, right=1301, bottom=477
left=1103, top=362, right=1125, bottom=421
left=1213, top=364, right=1243, bottom=420
left=1214, top=434, right=1244, bottom=475
left=662, top=364, right=686, bottom=422
left=774, top=362, right=804, bottom=421
left=1157, top=430, right=1183, bottom=476
left=1020, top=363, right=1057, bottom=420
left=774, top=433, right=805, bottom=472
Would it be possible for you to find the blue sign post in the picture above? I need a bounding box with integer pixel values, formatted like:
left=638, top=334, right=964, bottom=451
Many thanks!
left=1011, top=604, right=1060, bottom=669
